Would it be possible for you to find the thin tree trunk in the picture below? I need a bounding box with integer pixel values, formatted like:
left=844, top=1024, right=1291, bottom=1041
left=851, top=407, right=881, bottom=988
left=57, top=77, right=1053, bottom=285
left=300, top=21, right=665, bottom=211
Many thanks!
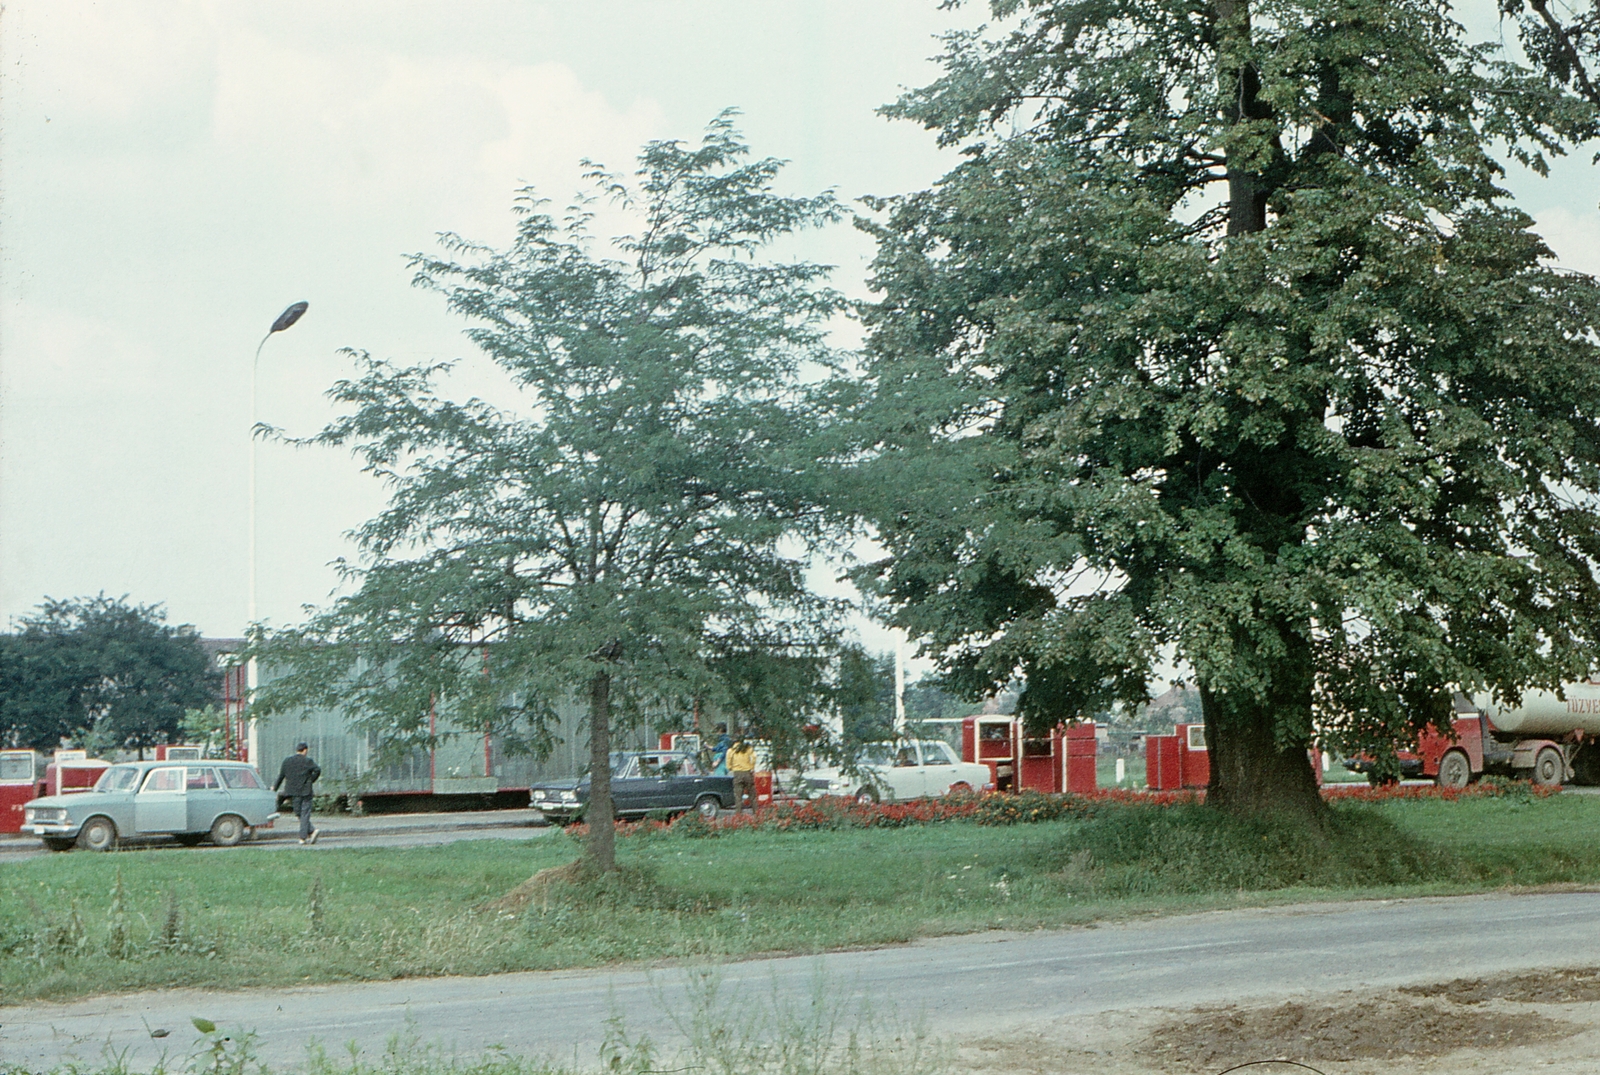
left=586, top=668, right=617, bottom=871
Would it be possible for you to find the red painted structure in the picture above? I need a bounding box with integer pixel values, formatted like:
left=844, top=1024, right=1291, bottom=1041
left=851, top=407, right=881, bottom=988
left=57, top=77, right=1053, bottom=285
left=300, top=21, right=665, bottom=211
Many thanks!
left=0, top=750, right=37, bottom=834
left=963, top=716, right=1019, bottom=792
left=220, top=661, right=250, bottom=761
left=962, top=717, right=1098, bottom=794
left=39, top=751, right=112, bottom=798
left=1145, top=724, right=1209, bottom=790
left=1145, top=734, right=1182, bottom=790
left=1064, top=722, right=1098, bottom=794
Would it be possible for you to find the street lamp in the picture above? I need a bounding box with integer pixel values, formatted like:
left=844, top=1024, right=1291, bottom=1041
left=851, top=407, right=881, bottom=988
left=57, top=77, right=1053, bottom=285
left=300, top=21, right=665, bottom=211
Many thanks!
left=247, top=302, right=308, bottom=761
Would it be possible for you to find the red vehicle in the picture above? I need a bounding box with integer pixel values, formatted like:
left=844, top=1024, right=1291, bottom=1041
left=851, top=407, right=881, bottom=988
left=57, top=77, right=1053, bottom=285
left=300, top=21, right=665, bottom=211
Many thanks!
left=1346, top=687, right=1600, bottom=788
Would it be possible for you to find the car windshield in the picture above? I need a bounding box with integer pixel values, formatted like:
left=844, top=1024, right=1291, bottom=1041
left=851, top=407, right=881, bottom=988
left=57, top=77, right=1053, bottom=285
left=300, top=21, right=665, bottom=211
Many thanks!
left=94, top=765, right=142, bottom=793
left=919, top=741, right=957, bottom=765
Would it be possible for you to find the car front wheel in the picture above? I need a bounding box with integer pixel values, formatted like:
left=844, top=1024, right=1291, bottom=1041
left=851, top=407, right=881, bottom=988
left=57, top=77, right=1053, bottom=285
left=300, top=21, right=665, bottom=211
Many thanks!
left=76, top=816, right=117, bottom=852
left=695, top=795, right=721, bottom=820
left=210, top=814, right=247, bottom=847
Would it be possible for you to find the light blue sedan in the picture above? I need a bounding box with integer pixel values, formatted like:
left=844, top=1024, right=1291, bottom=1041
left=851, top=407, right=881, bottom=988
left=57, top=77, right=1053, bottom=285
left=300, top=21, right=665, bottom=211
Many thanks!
left=22, top=760, right=279, bottom=851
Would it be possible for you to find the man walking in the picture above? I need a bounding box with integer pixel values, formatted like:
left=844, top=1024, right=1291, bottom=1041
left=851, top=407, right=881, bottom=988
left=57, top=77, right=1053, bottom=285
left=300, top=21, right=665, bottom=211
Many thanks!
left=726, top=733, right=757, bottom=814
left=274, top=742, right=322, bottom=844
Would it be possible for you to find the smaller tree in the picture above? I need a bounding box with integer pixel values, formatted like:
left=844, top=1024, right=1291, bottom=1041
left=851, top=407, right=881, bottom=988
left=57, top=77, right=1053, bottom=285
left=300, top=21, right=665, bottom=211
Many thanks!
left=254, top=115, right=847, bottom=871
left=0, top=595, right=220, bottom=755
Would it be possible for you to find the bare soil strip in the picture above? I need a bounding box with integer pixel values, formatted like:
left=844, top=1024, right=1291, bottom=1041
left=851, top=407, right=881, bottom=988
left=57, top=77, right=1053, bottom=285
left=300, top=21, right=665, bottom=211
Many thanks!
left=957, top=967, right=1600, bottom=1075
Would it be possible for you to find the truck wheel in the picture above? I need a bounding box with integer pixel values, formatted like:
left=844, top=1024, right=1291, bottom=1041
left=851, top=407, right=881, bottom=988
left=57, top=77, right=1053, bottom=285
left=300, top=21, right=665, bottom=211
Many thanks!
left=76, top=816, right=117, bottom=852
left=695, top=795, right=721, bottom=820
left=1436, top=751, right=1472, bottom=790
left=1532, top=747, right=1565, bottom=787
left=210, top=814, right=247, bottom=847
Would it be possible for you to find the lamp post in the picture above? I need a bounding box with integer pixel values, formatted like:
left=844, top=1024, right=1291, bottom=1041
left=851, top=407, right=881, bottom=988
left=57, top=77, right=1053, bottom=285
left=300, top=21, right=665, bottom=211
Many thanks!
left=247, top=301, right=308, bottom=762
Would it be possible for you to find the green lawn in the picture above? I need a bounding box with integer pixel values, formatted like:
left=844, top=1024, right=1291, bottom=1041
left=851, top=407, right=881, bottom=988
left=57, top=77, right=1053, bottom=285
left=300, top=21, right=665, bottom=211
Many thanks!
left=3, top=792, right=1598, bottom=1005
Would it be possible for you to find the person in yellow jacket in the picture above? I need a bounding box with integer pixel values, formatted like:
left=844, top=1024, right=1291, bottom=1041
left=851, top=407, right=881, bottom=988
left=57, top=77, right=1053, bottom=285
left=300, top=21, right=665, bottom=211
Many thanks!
left=726, top=734, right=757, bottom=813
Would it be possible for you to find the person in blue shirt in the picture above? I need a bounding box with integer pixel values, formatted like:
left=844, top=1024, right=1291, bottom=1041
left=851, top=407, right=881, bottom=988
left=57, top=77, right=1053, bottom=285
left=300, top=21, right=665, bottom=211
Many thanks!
left=711, top=723, right=733, bottom=773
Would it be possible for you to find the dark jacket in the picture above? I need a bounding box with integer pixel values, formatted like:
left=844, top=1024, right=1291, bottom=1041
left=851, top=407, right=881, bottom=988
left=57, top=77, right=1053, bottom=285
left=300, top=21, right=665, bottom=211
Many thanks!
left=274, top=753, right=322, bottom=796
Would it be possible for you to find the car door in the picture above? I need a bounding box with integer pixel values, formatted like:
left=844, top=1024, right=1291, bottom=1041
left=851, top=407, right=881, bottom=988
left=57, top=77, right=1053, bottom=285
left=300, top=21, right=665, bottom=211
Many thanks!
left=884, top=742, right=925, bottom=800
left=135, top=766, right=188, bottom=833
left=185, top=767, right=227, bottom=832
left=657, top=753, right=706, bottom=811
left=607, top=756, right=649, bottom=816
left=918, top=740, right=962, bottom=796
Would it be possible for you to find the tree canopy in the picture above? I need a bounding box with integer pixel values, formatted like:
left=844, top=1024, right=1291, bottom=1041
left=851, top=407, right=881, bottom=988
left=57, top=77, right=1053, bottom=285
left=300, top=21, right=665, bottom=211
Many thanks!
left=254, top=115, right=847, bottom=867
left=846, top=0, right=1600, bottom=820
left=0, top=595, right=220, bottom=756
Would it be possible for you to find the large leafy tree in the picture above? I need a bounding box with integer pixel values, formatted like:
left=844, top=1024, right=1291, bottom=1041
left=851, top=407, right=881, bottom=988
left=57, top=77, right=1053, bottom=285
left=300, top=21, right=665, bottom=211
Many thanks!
left=849, top=0, right=1600, bottom=822
left=254, top=116, right=845, bottom=869
left=0, top=595, right=220, bottom=756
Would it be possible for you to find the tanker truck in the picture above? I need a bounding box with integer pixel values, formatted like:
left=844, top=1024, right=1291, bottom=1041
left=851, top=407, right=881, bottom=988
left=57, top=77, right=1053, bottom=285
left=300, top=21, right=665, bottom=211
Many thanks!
left=1348, top=684, right=1600, bottom=789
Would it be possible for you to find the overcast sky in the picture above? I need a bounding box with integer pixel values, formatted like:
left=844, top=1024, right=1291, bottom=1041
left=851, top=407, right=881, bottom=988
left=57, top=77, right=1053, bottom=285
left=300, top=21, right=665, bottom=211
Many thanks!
left=2, top=1, right=1597, bottom=661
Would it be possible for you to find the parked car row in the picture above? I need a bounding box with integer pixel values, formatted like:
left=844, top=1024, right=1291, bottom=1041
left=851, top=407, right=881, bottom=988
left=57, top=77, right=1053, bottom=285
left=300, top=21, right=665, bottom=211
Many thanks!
left=527, top=740, right=995, bottom=823
left=14, top=737, right=998, bottom=849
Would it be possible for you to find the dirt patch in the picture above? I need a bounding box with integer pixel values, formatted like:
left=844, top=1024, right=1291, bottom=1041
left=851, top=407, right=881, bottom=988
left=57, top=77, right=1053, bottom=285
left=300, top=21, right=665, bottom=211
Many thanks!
left=479, top=859, right=585, bottom=913
left=1401, top=965, right=1600, bottom=1005
left=1142, top=994, right=1574, bottom=1069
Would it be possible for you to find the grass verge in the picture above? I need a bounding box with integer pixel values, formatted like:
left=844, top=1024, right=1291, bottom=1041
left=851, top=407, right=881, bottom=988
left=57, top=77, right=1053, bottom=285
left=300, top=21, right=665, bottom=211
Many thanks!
left=3, top=792, right=1599, bottom=1005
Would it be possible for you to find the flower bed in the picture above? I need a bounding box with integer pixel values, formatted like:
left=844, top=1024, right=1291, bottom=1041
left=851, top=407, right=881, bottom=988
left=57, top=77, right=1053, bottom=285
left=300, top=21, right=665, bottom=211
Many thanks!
left=556, top=778, right=1558, bottom=840
left=1321, top=777, right=1561, bottom=803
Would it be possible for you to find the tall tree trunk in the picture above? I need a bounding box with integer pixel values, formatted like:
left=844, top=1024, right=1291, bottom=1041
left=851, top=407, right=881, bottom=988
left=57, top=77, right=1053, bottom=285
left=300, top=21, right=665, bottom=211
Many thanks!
left=1201, top=1, right=1324, bottom=824
left=586, top=668, right=617, bottom=871
left=1201, top=625, right=1327, bottom=826
left=1214, top=0, right=1272, bottom=236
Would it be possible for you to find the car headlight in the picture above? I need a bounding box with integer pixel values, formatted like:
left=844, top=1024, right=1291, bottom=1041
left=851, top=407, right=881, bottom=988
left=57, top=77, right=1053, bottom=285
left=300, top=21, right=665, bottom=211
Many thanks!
left=559, top=790, right=578, bottom=803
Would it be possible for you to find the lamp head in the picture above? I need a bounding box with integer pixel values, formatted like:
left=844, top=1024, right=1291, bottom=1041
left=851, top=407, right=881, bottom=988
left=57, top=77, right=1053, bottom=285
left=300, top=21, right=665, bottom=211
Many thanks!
left=270, top=302, right=309, bottom=334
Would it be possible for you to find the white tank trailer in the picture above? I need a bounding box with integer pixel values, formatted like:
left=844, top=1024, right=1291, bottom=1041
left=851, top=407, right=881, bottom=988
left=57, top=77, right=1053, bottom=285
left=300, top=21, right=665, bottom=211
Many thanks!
left=1471, top=683, right=1600, bottom=737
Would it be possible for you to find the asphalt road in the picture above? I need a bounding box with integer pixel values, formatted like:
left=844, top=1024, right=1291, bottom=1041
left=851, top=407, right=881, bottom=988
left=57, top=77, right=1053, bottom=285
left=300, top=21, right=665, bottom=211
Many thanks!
left=5, top=889, right=1600, bottom=1071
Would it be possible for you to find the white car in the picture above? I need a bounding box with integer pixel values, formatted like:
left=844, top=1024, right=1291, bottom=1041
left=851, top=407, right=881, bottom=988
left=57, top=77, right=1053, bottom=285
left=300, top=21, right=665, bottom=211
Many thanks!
left=805, top=740, right=994, bottom=803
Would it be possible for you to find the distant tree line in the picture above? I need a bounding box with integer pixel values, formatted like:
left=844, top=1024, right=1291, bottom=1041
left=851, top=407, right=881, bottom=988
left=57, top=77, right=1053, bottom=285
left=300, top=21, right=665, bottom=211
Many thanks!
left=0, top=595, right=220, bottom=757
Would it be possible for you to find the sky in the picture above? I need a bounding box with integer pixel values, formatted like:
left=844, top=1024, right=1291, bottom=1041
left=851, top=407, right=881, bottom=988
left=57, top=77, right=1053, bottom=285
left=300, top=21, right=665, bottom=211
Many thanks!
left=2, top=0, right=1598, bottom=667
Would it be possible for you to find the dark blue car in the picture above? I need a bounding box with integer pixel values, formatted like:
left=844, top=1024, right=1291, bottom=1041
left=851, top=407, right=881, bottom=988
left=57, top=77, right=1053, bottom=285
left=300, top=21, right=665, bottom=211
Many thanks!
left=530, top=750, right=734, bottom=823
